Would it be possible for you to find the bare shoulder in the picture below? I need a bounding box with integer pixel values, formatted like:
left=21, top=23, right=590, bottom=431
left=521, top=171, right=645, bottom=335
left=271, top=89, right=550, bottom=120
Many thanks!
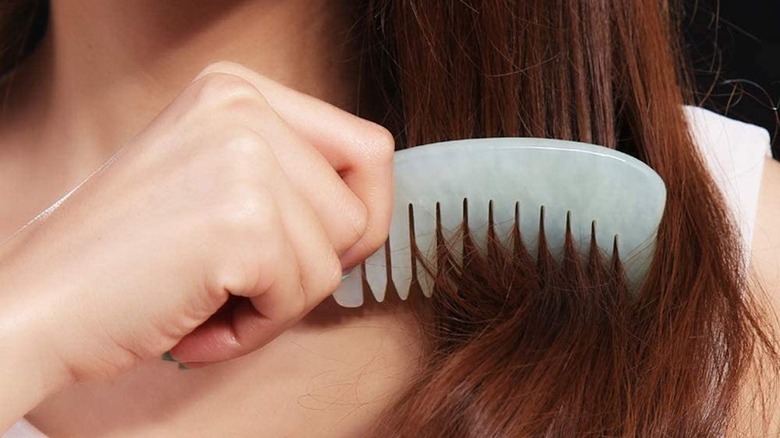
left=740, top=157, right=780, bottom=436
left=752, top=157, right=780, bottom=298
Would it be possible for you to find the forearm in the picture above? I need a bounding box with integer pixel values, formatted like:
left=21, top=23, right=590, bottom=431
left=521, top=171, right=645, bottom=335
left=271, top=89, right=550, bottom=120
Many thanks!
left=0, top=246, right=72, bottom=432
left=0, top=327, right=63, bottom=431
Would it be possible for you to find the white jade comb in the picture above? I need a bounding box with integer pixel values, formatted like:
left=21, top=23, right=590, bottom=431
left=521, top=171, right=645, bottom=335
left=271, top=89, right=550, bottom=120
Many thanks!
left=332, top=138, right=666, bottom=308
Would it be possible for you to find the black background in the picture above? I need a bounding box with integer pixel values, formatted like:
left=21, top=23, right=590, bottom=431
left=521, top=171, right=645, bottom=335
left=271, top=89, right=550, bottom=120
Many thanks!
left=683, top=0, right=779, bottom=159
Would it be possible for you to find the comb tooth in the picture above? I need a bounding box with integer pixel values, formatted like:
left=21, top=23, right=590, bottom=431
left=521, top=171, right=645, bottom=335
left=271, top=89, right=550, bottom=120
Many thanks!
left=408, top=203, right=421, bottom=299
left=519, top=203, right=539, bottom=259
left=332, top=264, right=364, bottom=308
left=611, top=234, right=628, bottom=289
left=364, top=239, right=388, bottom=302
left=564, top=211, right=585, bottom=273
left=491, top=198, right=516, bottom=246
left=432, top=203, right=449, bottom=297
left=468, top=196, right=491, bottom=254
left=389, top=204, right=414, bottom=300
left=414, top=203, right=438, bottom=298
left=571, top=211, right=590, bottom=256
left=404, top=202, right=436, bottom=299
left=414, top=202, right=441, bottom=298
left=383, top=240, right=398, bottom=301
left=384, top=203, right=412, bottom=297
left=435, top=198, right=462, bottom=268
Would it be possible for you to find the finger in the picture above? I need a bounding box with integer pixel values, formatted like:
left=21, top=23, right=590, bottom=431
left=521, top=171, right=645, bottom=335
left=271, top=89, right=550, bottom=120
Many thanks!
left=195, top=62, right=395, bottom=268
left=232, top=97, right=371, bottom=260
left=170, top=163, right=340, bottom=364
left=172, top=71, right=373, bottom=263
left=238, top=165, right=342, bottom=345
left=168, top=187, right=304, bottom=363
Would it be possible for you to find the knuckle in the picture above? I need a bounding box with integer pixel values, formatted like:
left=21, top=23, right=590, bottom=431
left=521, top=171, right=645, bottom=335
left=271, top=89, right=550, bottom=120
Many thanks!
left=222, top=92, right=271, bottom=120
left=190, top=72, right=263, bottom=111
left=360, top=123, right=395, bottom=163
left=224, top=129, right=272, bottom=162
left=219, top=130, right=281, bottom=184
left=192, top=71, right=246, bottom=97
left=218, top=183, right=276, bottom=236
left=198, top=61, right=246, bottom=77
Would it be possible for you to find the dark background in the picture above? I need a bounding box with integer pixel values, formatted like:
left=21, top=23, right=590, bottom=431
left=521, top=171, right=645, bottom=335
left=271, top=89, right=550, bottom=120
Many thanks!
left=683, top=0, right=779, bottom=159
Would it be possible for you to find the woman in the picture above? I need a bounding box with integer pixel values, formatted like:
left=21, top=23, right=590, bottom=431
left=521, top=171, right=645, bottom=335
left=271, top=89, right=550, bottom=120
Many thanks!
left=1, top=0, right=778, bottom=436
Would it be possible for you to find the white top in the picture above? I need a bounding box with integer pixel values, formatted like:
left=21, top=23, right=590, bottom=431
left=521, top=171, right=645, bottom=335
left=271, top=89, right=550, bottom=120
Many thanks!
left=2, top=106, right=772, bottom=438
left=3, top=421, right=46, bottom=438
left=684, top=106, right=771, bottom=261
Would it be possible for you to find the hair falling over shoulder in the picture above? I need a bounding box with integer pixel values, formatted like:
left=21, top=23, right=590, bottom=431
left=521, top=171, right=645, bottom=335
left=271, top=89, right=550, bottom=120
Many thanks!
left=352, top=0, right=779, bottom=436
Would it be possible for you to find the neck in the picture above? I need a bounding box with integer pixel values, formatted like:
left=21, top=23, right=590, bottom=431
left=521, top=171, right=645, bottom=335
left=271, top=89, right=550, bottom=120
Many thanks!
left=5, top=0, right=358, bottom=162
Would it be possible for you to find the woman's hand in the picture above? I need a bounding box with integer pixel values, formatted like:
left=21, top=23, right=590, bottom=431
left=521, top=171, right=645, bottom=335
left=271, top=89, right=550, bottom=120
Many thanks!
left=0, top=62, right=394, bottom=387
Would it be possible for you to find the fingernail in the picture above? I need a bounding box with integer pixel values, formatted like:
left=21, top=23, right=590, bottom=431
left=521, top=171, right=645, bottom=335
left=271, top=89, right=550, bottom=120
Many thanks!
left=341, top=268, right=354, bottom=281
left=161, top=351, right=176, bottom=362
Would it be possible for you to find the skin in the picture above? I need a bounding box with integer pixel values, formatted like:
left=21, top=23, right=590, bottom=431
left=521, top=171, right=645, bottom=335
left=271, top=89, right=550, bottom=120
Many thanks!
left=741, top=156, right=780, bottom=436
left=0, top=0, right=777, bottom=436
left=0, top=1, right=420, bottom=436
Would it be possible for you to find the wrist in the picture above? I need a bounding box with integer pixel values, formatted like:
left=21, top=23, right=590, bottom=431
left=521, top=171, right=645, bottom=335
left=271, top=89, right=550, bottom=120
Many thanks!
left=0, top=245, right=74, bottom=430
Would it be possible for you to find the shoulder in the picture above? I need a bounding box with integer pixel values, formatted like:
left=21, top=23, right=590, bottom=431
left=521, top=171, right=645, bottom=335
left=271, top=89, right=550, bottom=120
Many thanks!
left=740, top=157, right=780, bottom=436
left=752, top=157, right=780, bottom=297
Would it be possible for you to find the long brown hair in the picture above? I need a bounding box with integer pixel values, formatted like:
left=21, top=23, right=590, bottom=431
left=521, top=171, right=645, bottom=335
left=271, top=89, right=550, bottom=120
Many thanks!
left=2, top=0, right=776, bottom=436
left=352, top=0, right=778, bottom=436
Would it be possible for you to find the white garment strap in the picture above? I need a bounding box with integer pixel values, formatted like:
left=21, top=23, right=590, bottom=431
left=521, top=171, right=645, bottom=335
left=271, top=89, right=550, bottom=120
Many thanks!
left=683, top=106, right=771, bottom=262
left=2, top=419, right=47, bottom=438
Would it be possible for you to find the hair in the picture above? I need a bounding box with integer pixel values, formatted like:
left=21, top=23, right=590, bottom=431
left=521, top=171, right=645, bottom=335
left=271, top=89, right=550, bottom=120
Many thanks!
left=1, top=0, right=777, bottom=436
left=0, top=1, right=46, bottom=80
left=352, top=0, right=778, bottom=436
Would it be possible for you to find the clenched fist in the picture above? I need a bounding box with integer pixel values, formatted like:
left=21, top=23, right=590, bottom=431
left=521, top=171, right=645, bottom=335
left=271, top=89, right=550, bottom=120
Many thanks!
left=0, top=62, right=394, bottom=388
